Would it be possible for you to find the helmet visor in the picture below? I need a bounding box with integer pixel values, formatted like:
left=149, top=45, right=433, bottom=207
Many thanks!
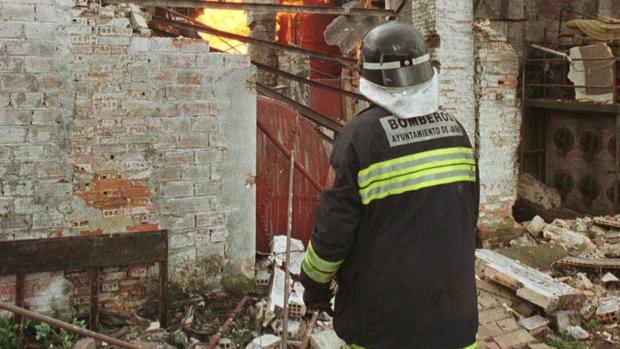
left=362, top=59, right=434, bottom=88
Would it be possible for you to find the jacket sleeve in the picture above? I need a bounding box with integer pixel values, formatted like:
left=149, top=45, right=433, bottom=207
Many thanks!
left=301, top=130, right=362, bottom=285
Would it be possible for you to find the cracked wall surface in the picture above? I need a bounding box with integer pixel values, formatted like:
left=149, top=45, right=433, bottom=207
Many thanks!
left=0, top=0, right=255, bottom=317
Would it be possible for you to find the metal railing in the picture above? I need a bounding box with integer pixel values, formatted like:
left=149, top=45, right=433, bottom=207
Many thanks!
left=524, top=56, right=619, bottom=104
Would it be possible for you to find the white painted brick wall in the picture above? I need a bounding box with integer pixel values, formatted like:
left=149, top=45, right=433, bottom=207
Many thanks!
left=0, top=0, right=256, bottom=316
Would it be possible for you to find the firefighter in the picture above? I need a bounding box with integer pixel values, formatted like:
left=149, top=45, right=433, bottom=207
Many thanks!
left=300, top=21, right=479, bottom=349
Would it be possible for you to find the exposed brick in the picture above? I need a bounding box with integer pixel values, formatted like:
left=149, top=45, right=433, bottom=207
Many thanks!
left=0, top=198, right=12, bottom=214
left=0, top=2, right=255, bottom=317
left=2, top=4, right=35, bottom=21
left=493, top=330, right=536, bottom=349
left=0, top=22, right=23, bottom=38
left=0, top=126, right=27, bottom=144
left=479, top=307, right=511, bottom=324
left=161, top=181, right=194, bottom=198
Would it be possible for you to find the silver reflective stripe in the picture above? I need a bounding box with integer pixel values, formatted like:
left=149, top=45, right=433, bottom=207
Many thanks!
left=358, top=151, right=474, bottom=188
left=362, top=53, right=430, bottom=70
left=360, top=168, right=475, bottom=204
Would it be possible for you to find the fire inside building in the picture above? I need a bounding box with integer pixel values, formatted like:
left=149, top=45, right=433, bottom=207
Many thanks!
left=0, top=0, right=620, bottom=348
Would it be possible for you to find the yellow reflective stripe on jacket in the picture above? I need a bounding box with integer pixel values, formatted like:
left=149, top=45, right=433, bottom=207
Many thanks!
left=358, top=147, right=474, bottom=188
left=359, top=163, right=476, bottom=205
left=302, top=241, right=344, bottom=284
left=343, top=341, right=477, bottom=349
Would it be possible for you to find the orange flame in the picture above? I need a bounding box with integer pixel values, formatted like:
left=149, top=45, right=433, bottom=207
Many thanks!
left=195, top=2, right=250, bottom=54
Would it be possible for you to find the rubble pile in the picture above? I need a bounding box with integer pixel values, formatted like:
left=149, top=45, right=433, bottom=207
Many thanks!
left=102, top=236, right=339, bottom=349
left=477, top=214, right=620, bottom=348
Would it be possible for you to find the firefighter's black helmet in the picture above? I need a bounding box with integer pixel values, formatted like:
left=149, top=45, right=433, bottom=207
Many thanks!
left=361, top=21, right=434, bottom=88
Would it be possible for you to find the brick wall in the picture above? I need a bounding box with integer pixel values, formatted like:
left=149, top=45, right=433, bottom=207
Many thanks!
left=412, top=0, right=477, bottom=140
left=474, top=21, right=522, bottom=240
left=0, top=0, right=256, bottom=317
left=410, top=0, right=522, bottom=238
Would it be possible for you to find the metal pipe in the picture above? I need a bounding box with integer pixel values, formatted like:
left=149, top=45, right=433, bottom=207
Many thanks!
left=108, top=0, right=395, bottom=16
left=253, top=61, right=368, bottom=101
left=526, top=57, right=619, bottom=63
left=152, top=15, right=356, bottom=66
left=299, top=312, right=320, bottom=349
left=0, top=301, right=143, bottom=349
left=257, top=121, right=324, bottom=192
left=526, top=83, right=615, bottom=89
left=562, top=7, right=618, bottom=24
left=256, top=82, right=344, bottom=133
left=531, top=44, right=572, bottom=62
left=206, top=296, right=250, bottom=349
left=281, top=148, right=296, bottom=349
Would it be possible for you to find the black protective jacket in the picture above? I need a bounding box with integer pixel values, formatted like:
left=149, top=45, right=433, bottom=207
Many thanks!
left=301, top=105, right=480, bottom=349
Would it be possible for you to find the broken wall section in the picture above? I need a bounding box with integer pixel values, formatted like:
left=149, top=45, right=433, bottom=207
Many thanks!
left=474, top=21, right=522, bottom=242
left=0, top=0, right=256, bottom=317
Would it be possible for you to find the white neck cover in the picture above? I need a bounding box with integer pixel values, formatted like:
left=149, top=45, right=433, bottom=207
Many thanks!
left=359, top=68, right=439, bottom=119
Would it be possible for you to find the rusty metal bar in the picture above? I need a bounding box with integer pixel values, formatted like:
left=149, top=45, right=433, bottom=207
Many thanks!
left=0, top=301, right=144, bottom=349
left=108, top=0, right=395, bottom=16
left=206, top=296, right=250, bottom=349
left=153, top=15, right=356, bottom=66
left=526, top=57, right=619, bottom=63
left=526, top=83, right=616, bottom=89
left=299, top=311, right=319, bottom=349
left=89, top=268, right=99, bottom=331
left=281, top=147, right=296, bottom=349
left=252, top=61, right=368, bottom=101
left=14, top=274, right=24, bottom=324
left=562, top=7, right=618, bottom=24
left=256, top=82, right=344, bottom=133
left=159, top=237, right=168, bottom=328
left=257, top=121, right=324, bottom=191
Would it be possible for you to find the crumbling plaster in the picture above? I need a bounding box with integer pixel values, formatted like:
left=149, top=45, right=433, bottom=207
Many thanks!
left=0, top=0, right=256, bottom=316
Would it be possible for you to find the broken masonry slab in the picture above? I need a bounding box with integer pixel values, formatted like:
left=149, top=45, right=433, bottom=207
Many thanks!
left=518, top=315, right=550, bottom=335
left=271, top=235, right=305, bottom=276
left=476, top=249, right=583, bottom=313
left=310, top=329, right=344, bottom=349
left=244, top=334, right=281, bottom=349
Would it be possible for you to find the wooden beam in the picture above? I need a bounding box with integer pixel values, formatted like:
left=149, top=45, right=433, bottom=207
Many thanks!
left=106, top=0, right=394, bottom=16
left=0, top=231, right=168, bottom=275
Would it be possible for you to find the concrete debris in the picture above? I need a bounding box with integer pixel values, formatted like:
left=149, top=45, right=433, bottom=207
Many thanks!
left=602, top=272, right=620, bottom=287
left=217, top=338, right=236, bottom=349
left=255, top=266, right=272, bottom=290
left=510, top=233, right=538, bottom=247
left=309, top=329, right=343, bottom=349
left=71, top=338, right=96, bottom=349
left=594, top=216, right=620, bottom=229
left=518, top=173, right=562, bottom=210
left=146, top=321, right=160, bottom=331
left=323, top=1, right=385, bottom=53
left=576, top=272, right=593, bottom=289
left=566, top=325, right=590, bottom=340
left=128, top=4, right=151, bottom=36
left=518, top=315, right=550, bottom=335
left=596, top=299, right=620, bottom=323
left=542, top=222, right=594, bottom=250
left=244, top=334, right=282, bottom=349
left=271, top=319, right=302, bottom=338
left=553, top=310, right=580, bottom=333
left=525, top=215, right=547, bottom=236
left=272, top=235, right=305, bottom=276
left=476, top=249, right=583, bottom=313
